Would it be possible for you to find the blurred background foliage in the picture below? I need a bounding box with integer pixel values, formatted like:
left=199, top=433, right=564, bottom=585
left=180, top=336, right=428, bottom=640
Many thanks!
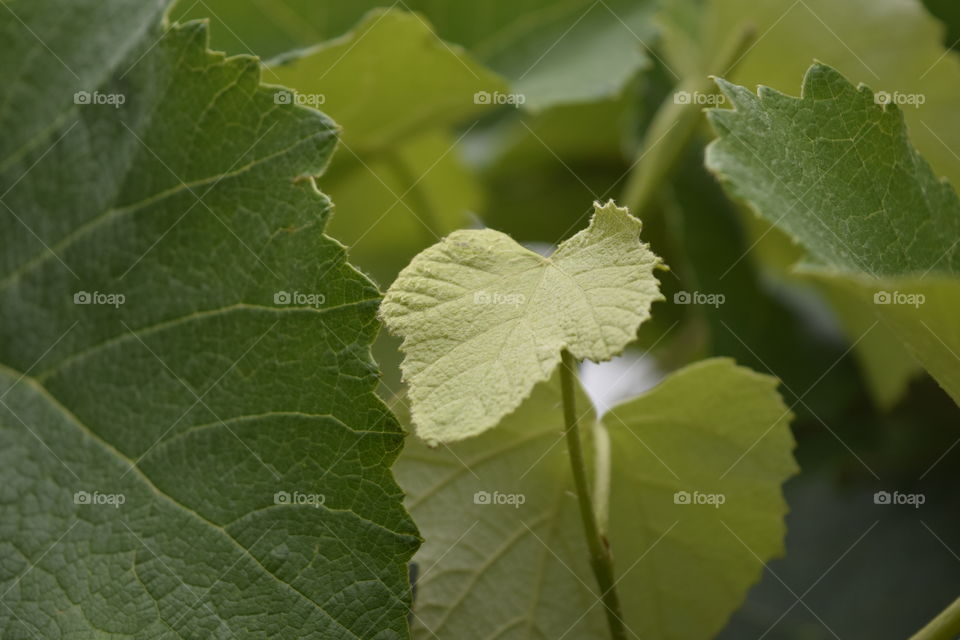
left=172, top=1, right=960, bottom=636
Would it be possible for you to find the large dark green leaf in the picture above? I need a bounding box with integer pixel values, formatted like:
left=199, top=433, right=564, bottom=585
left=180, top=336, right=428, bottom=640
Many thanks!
left=707, top=63, right=960, bottom=405
left=0, top=2, right=417, bottom=637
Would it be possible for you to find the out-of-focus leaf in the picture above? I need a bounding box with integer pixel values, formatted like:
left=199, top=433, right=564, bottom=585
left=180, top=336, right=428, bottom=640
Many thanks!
left=270, top=9, right=506, bottom=154
left=397, top=358, right=797, bottom=639
left=474, top=97, right=634, bottom=243
left=264, top=8, right=500, bottom=285
left=667, top=146, right=865, bottom=419
left=922, top=0, right=960, bottom=49
left=172, top=0, right=659, bottom=110
left=811, top=276, right=921, bottom=409
left=325, top=130, right=482, bottom=286
left=799, top=270, right=959, bottom=410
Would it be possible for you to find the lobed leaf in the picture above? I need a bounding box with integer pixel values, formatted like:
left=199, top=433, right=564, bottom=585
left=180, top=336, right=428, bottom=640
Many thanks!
left=397, top=358, right=797, bottom=639
left=0, top=2, right=418, bottom=637
left=171, top=0, right=659, bottom=111
left=380, top=201, right=663, bottom=444
left=265, top=8, right=503, bottom=285
left=706, top=63, right=960, bottom=405
left=269, top=8, right=507, bottom=155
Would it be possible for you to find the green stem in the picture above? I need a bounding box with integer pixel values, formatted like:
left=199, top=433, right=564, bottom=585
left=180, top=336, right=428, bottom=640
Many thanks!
left=559, top=350, right=627, bottom=640
left=622, top=23, right=756, bottom=219
left=910, top=597, right=960, bottom=640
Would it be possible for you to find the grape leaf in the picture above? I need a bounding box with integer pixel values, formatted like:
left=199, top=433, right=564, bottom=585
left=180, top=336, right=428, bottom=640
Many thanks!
left=811, top=276, right=921, bottom=409
left=706, top=63, right=960, bottom=404
left=171, top=0, right=658, bottom=110
left=380, top=201, right=663, bottom=444
left=324, top=130, right=484, bottom=286
left=799, top=269, right=960, bottom=409
left=708, top=64, right=960, bottom=276
left=396, top=358, right=797, bottom=639
left=922, top=0, right=960, bottom=49
left=263, top=9, right=500, bottom=285
left=660, top=0, right=960, bottom=406
left=0, top=3, right=418, bottom=638
left=269, top=9, right=507, bottom=155
left=662, top=0, right=960, bottom=191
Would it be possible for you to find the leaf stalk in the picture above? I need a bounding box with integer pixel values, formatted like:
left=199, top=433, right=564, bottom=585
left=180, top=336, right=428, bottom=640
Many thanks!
left=559, top=349, right=627, bottom=640
left=622, top=22, right=756, bottom=219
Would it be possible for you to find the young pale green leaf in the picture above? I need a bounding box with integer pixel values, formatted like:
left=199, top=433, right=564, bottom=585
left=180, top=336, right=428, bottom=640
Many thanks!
left=604, top=359, right=797, bottom=639
left=396, top=358, right=797, bottom=639
left=380, top=201, right=663, bottom=444
left=0, top=2, right=417, bottom=637
left=706, top=63, right=960, bottom=404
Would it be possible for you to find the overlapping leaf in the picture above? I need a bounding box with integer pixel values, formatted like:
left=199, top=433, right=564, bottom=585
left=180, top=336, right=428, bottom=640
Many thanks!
left=397, top=359, right=797, bottom=639
left=0, top=2, right=417, bottom=637
left=172, top=0, right=658, bottom=110
left=270, top=9, right=506, bottom=155
left=264, top=8, right=503, bottom=285
left=706, top=63, right=960, bottom=405
left=661, top=0, right=960, bottom=189
left=658, top=0, right=960, bottom=406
